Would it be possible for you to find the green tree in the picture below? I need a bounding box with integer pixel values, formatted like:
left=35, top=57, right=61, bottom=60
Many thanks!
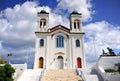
left=0, top=64, right=15, bottom=81
left=0, top=66, right=6, bottom=81
left=0, top=77, right=4, bottom=81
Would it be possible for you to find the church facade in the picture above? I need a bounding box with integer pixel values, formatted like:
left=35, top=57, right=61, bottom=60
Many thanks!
left=34, top=10, right=85, bottom=69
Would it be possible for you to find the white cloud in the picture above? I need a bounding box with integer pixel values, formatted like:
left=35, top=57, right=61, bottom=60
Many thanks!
left=84, top=21, right=120, bottom=48
left=1, top=0, right=92, bottom=50
left=49, top=13, right=69, bottom=27
left=0, top=3, right=37, bottom=51
left=0, top=1, right=69, bottom=65
left=56, top=0, right=94, bottom=21
left=83, top=21, right=120, bottom=66
left=0, top=1, right=66, bottom=50
left=36, top=6, right=69, bottom=27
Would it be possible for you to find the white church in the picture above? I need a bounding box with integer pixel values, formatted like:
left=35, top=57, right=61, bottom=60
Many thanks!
left=11, top=10, right=120, bottom=81
left=33, top=10, right=86, bottom=69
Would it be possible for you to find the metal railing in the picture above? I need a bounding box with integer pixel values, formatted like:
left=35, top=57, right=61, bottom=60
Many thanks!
left=76, top=68, right=86, bottom=81
left=38, top=66, right=46, bottom=81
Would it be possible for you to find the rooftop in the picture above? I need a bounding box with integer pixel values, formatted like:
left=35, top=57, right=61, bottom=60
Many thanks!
left=38, top=10, right=49, bottom=14
left=71, top=10, right=81, bottom=15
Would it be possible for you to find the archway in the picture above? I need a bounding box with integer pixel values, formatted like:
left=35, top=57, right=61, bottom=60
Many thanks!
left=39, top=57, right=43, bottom=68
left=57, top=56, right=63, bottom=69
left=77, top=57, right=82, bottom=68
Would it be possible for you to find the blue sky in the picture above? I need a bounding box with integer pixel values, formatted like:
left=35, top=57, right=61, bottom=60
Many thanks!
left=0, top=0, right=120, bottom=68
left=1, top=0, right=120, bottom=26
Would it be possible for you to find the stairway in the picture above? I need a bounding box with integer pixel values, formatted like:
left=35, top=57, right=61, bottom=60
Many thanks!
left=41, top=69, right=83, bottom=81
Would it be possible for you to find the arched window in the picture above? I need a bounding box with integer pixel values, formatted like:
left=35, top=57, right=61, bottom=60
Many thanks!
left=78, top=22, right=80, bottom=29
left=40, top=18, right=46, bottom=27
left=44, top=21, right=46, bottom=26
left=76, top=39, right=80, bottom=47
left=74, top=19, right=80, bottom=29
left=40, top=39, right=44, bottom=46
left=56, top=35, right=64, bottom=48
left=40, top=21, right=42, bottom=27
left=74, top=22, right=76, bottom=29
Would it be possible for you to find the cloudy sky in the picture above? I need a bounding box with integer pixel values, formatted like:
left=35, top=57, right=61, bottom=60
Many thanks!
left=0, top=0, right=120, bottom=68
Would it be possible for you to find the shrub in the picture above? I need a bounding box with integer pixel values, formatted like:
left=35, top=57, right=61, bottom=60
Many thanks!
left=105, top=69, right=118, bottom=73
left=0, top=64, right=15, bottom=81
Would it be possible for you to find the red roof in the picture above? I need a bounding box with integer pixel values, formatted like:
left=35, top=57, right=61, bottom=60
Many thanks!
left=50, top=25, right=70, bottom=33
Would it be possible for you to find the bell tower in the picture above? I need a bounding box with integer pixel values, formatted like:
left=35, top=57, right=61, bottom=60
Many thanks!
left=37, top=10, right=49, bottom=32
left=70, top=10, right=82, bottom=32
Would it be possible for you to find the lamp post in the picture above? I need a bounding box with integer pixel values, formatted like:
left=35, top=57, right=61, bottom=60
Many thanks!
left=8, top=53, right=12, bottom=64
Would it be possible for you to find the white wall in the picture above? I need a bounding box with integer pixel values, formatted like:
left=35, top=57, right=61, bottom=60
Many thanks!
left=11, top=63, right=27, bottom=79
left=98, top=56, right=120, bottom=69
left=92, top=56, right=120, bottom=81
left=34, top=30, right=85, bottom=69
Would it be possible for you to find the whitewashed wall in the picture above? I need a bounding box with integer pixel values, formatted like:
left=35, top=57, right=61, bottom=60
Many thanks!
left=92, top=56, right=120, bottom=81
left=11, top=63, right=27, bottom=79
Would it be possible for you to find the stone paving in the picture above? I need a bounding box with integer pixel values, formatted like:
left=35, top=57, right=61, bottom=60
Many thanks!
left=41, top=69, right=83, bottom=81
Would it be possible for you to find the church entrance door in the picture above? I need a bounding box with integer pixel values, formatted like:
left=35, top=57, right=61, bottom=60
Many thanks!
left=77, top=57, right=82, bottom=68
left=57, top=56, right=63, bottom=69
left=39, top=57, right=43, bottom=68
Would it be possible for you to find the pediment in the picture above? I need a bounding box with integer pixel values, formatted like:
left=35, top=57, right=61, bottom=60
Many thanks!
left=55, top=52, right=64, bottom=55
left=50, top=25, right=70, bottom=33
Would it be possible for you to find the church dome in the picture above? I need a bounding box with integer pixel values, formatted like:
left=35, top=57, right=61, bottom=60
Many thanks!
left=71, top=10, right=81, bottom=15
left=38, top=10, right=49, bottom=14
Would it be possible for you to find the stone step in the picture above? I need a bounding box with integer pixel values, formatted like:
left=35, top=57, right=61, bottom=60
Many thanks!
left=41, top=69, right=83, bottom=81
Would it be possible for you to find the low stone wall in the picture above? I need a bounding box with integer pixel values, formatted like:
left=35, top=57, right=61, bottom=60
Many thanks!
left=92, top=56, right=120, bottom=81
left=107, top=73, right=120, bottom=81
left=11, top=63, right=27, bottom=80
left=97, top=56, right=120, bottom=70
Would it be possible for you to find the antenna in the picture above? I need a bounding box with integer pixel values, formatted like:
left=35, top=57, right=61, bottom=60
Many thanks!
left=26, top=47, right=29, bottom=64
left=93, top=36, right=97, bottom=56
left=0, top=9, right=1, bottom=13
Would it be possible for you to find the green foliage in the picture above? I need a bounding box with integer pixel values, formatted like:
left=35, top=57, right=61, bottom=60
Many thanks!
left=0, top=66, right=5, bottom=78
left=0, top=77, right=4, bottom=81
left=0, top=64, right=15, bottom=81
left=105, top=69, right=118, bottom=73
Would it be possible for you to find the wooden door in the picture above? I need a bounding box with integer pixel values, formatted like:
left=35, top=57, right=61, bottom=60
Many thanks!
left=39, top=57, right=43, bottom=68
left=77, top=57, right=82, bottom=68
left=57, top=56, right=63, bottom=69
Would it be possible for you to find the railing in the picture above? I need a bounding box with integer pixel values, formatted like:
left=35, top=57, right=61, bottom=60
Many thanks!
left=38, top=72, right=42, bottom=81
left=38, top=66, right=46, bottom=81
left=76, top=69, right=86, bottom=81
